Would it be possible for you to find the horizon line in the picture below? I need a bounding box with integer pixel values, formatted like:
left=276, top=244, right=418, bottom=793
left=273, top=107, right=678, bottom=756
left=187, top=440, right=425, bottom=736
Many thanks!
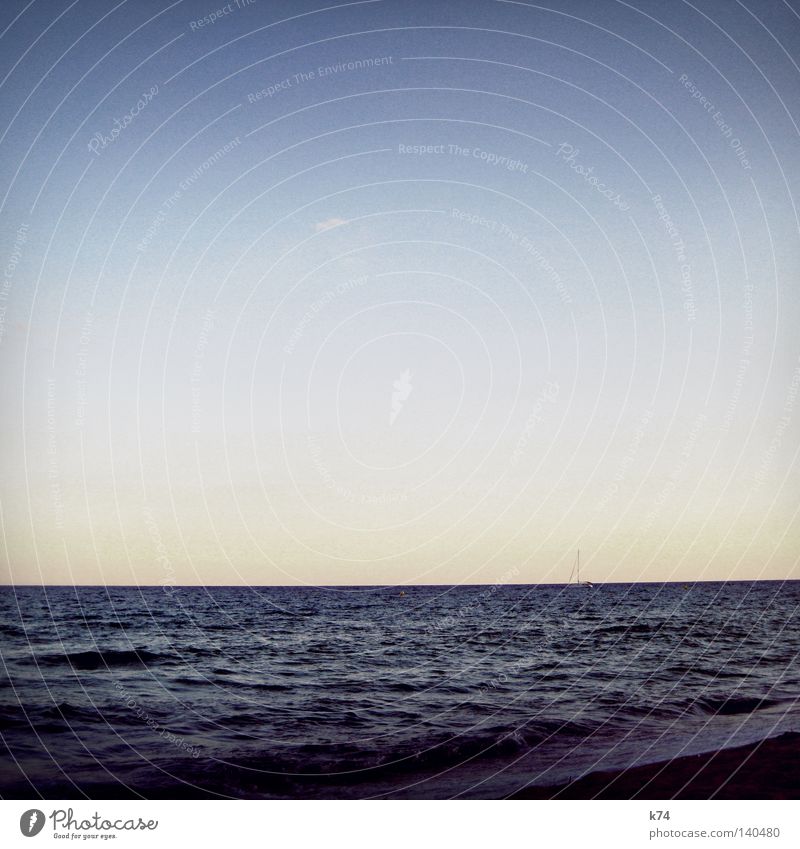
left=1, top=579, right=797, bottom=589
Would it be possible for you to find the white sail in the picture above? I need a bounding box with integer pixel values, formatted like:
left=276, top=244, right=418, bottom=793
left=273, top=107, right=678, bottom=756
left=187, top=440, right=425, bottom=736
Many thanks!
left=569, top=549, right=593, bottom=587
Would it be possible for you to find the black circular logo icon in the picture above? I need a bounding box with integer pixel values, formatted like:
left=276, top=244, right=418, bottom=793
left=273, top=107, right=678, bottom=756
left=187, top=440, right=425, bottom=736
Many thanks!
left=20, top=810, right=46, bottom=837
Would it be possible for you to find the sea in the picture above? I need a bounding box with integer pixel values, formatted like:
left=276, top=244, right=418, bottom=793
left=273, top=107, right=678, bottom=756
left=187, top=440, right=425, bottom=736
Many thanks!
left=1, top=581, right=798, bottom=799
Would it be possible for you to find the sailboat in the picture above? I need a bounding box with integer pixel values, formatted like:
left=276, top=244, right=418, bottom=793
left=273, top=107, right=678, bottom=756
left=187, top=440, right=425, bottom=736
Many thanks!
left=569, top=549, right=593, bottom=587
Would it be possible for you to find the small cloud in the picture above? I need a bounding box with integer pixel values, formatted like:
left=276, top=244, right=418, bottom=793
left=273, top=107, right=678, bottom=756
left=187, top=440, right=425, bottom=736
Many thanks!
left=314, top=217, right=348, bottom=232
left=390, top=369, right=413, bottom=425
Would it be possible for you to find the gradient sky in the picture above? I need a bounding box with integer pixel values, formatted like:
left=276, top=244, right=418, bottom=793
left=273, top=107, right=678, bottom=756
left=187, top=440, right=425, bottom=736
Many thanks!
left=0, top=0, right=798, bottom=585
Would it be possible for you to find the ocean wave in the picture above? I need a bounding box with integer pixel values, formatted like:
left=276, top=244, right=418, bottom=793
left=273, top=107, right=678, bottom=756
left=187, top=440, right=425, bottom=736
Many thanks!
left=224, top=718, right=598, bottom=778
left=37, top=648, right=170, bottom=669
left=592, top=622, right=660, bottom=635
left=693, top=695, right=781, bottom=716
left=0, top=701, right=105, bottom=732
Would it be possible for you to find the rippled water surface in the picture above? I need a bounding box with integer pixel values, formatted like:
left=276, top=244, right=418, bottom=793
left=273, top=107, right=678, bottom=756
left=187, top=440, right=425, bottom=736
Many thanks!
left=1, top=582, right=798, bottom=798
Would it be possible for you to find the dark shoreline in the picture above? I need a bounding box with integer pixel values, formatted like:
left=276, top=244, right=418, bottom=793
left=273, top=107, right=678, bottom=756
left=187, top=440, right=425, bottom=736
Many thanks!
left=2, top=733, right=798, bottom=800
left=510, top=732, right=800, bottom=799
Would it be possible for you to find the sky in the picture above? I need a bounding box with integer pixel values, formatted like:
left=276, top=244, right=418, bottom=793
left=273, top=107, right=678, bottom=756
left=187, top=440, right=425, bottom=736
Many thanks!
left=0, top=0, right=798, bottom=586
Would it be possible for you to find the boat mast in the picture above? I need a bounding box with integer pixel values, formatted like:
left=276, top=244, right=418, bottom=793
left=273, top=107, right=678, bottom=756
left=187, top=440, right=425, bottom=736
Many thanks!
left=577, top=548, right=580, bottom=583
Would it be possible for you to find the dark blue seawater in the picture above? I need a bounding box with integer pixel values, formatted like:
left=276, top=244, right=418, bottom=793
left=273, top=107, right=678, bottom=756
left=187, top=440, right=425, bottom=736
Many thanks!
left=1, top=582, right=798, bottom=798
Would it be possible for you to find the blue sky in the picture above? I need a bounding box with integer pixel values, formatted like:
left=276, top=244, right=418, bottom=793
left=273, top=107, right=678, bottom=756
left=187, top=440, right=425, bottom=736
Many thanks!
left=1, top=0, right=798, bottom=584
